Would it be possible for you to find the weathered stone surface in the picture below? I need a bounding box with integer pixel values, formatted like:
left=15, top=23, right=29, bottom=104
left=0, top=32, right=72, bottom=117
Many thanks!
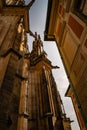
left=0, top=1, right=69, bottom=130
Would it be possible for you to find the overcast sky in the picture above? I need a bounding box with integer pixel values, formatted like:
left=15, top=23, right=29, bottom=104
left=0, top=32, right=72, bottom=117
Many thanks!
left=25, top=0, right=80, bottom=130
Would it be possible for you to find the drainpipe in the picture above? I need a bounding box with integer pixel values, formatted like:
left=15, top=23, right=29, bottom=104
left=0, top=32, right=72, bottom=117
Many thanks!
left=44, top=33, right=87, bottom=128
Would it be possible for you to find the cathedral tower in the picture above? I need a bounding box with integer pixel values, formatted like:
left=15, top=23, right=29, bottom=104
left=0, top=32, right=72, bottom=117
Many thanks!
left=0, top=1, right=34, bottom=130
left=28, top=33, right=65, bottom=130
left=0, top=1, right=71, bottom=130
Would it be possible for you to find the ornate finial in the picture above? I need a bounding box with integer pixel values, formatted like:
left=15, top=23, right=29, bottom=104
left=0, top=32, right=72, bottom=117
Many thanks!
left=30, top=33, right=45, bottom=62
left=38, top=34, right=40, bottom=39
left=35, top=32, right=37, bottom=40
left=38, top=34, right=43, bottom=49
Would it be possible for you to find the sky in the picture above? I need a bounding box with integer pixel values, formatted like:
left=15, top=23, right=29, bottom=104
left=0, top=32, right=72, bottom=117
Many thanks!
left=25, top=0, right=80, bottom=130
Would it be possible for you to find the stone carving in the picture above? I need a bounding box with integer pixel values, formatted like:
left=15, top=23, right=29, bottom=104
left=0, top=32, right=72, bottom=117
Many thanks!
left=6, top=0, right=25, bottom=5
left=30, top=32, right=44, bottom=64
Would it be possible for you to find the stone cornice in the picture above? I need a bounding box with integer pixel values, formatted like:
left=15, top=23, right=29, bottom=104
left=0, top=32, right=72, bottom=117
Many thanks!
left=1, top=7, right=29, bottom=32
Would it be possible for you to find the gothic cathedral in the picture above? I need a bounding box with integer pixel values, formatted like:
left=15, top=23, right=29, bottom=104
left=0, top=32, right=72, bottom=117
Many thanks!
left=0, top=1, right=71, bottom=130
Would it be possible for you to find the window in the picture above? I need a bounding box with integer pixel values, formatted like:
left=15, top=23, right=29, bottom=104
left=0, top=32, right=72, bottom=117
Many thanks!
left=74, top=0, right=87, bottom=17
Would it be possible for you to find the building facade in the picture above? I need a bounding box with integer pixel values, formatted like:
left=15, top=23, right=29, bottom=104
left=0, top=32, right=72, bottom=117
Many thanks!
left=28, top=34, right=65, bottom=130
left=0, top=0, right=33, bottom=130
left=44, top=0, right=87, bottom=130
left=0, top=0, right=71, bottom=130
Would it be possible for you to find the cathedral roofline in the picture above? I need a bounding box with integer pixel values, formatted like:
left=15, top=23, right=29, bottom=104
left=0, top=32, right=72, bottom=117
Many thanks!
left=30, top=53, right=60, bottom=71
left=30, top=52, right=52, bottom=67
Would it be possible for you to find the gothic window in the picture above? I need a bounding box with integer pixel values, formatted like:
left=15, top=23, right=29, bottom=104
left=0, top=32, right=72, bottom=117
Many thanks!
left=74, top=0, right=87, bottom=17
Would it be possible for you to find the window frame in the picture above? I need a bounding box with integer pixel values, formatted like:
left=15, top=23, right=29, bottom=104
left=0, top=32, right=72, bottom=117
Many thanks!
left=72, top=0, right=87, bottom=22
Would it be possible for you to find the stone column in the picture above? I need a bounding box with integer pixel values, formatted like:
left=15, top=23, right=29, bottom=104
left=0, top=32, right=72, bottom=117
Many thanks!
left=17, top=58, right=29, bottom=130
left=17, top=80, right=29, bottom=130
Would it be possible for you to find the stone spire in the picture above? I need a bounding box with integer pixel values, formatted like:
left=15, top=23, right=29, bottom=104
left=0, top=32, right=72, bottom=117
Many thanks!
left=30, top=32, right=60, bottom=68
left=30, top=32, right=45, bottom=63
left=32, top=33, right=43, bottom=56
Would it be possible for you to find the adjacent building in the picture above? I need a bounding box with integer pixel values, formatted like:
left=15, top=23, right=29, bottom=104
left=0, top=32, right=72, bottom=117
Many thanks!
left=44, top=0, right=87, bottom=130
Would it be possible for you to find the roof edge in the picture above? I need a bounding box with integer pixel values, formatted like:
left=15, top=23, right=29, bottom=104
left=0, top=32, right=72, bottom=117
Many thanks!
left=44, top=0, right=52, bottom=41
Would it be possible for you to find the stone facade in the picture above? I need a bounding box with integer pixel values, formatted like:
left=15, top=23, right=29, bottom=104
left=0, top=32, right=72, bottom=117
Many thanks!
left=27, top=34, right=71, bottom=130
left=0, top=1, right=71, bottom=130
left=0, top=1, right=31, bottom=130
left=44, top=0, right=87, bottom=130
